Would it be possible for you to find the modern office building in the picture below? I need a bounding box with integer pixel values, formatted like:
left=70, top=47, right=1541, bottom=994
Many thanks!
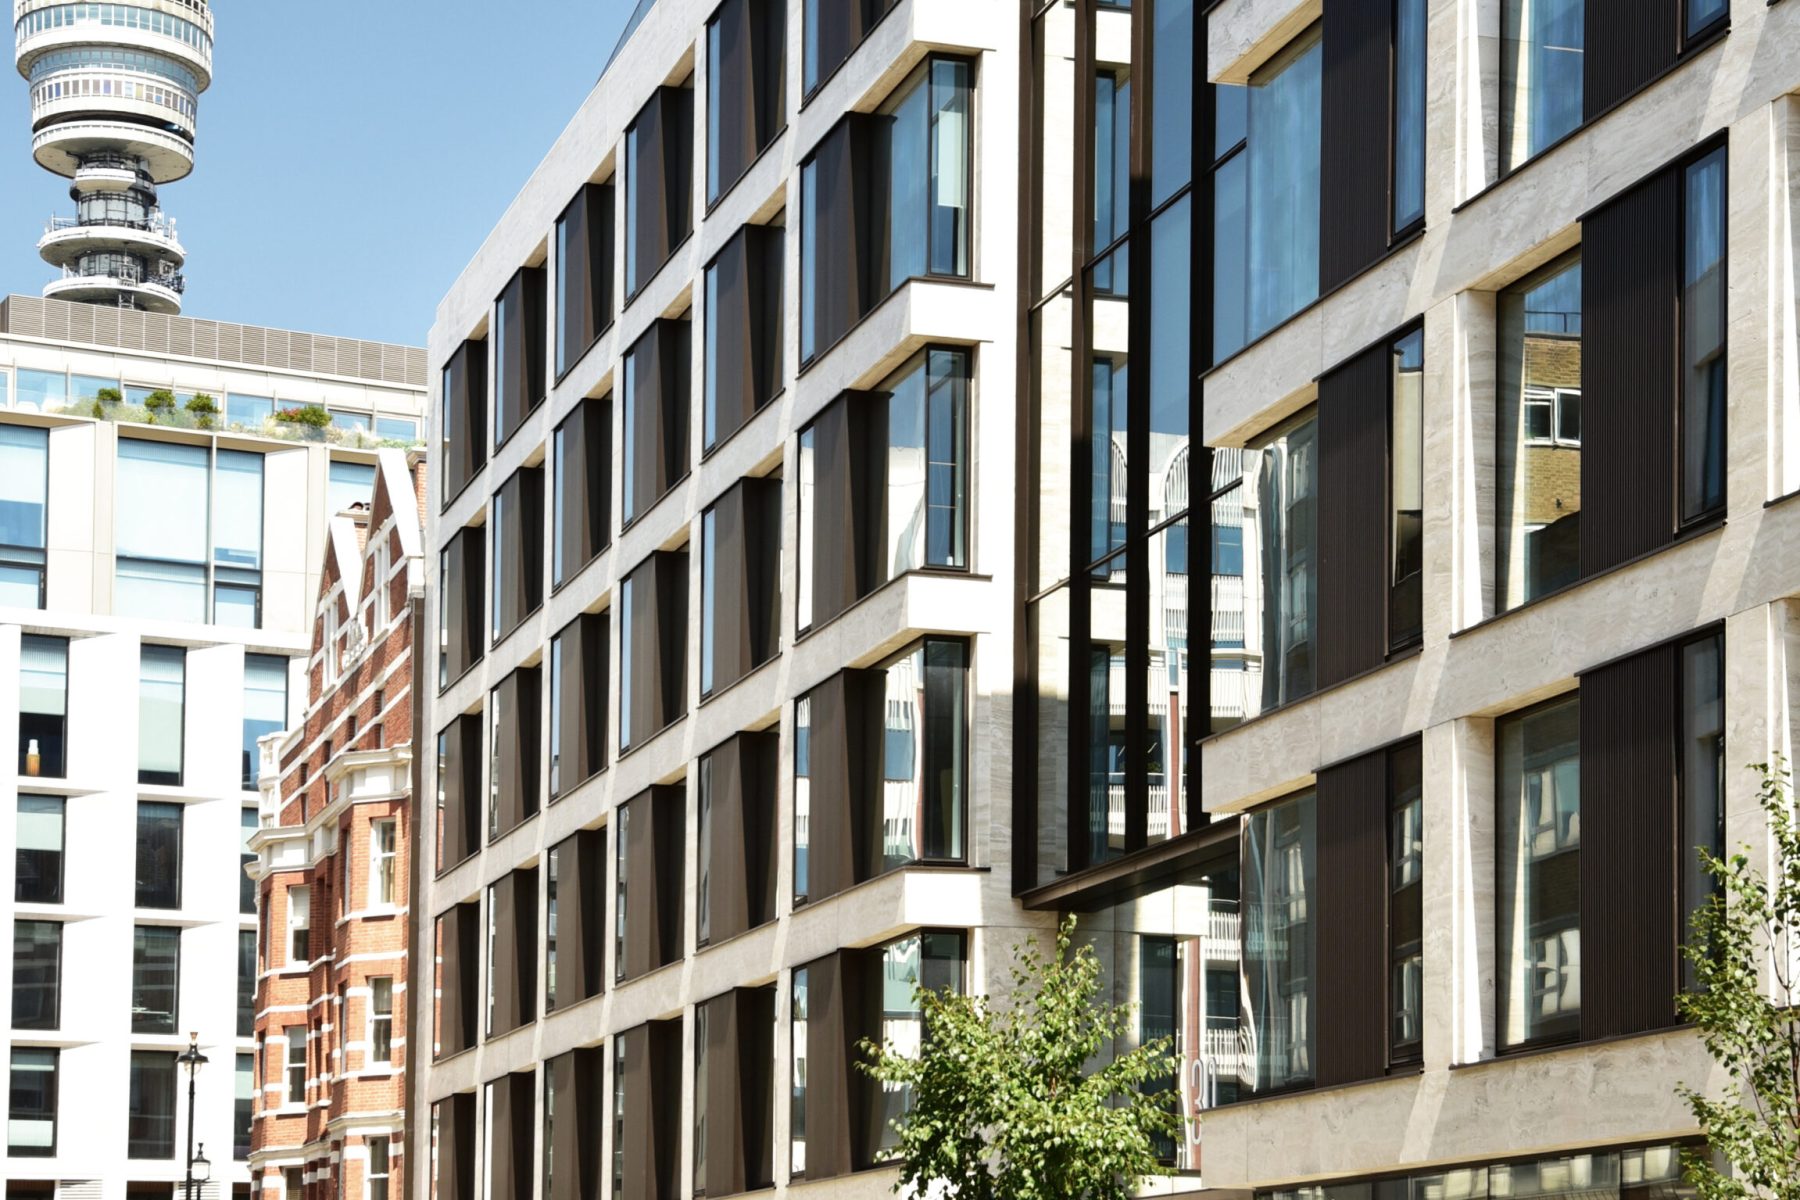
left=1190, top=0, right=1799, bottom=1196
left=413, top=0, right=1798, bottom=1196
left=247, top=450, right=422, bottom=1200
left=0, top=294, right=425, bottom=1200
left=13, top=0, right=214, bottom=313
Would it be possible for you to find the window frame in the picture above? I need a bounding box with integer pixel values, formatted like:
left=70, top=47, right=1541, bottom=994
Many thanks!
left=368, top=975, right=395, bottom=1067
left=370, top=817, right=398, bottom=908
left=15, top=794, right=65, bottom=905
left=0, top=422, right=49, bottom=608
left=287, top=884, right=311, bottom=966
left=284, top=1024, right=307, bottom=1105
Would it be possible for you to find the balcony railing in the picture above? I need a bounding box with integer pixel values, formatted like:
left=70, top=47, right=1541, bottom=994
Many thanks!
left=60, top=262, right=185, bottom=292
left=47, top=212, right=177, bottom=239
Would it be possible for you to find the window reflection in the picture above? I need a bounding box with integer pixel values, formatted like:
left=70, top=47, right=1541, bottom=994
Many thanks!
left=1499, top=0, right=1583, bottom=175
left=1682, top=148, right=1727, bottom=524
left=1498, top=255, right=1582, bottom=611
left=1242, top=791, right=1315, bottom=1093
left=1498, top=694, right=1581, bottom=1050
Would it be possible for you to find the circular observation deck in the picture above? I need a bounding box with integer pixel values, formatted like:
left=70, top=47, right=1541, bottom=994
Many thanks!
left=38, top=217, right=184, bottom=269
left=44, top=263, right=183, bottom=314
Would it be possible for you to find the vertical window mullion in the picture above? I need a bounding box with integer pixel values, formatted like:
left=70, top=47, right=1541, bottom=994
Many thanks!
left=1067, top=0, right=1100, bottom=872
left=1122, top=0, right=1151, bottom=852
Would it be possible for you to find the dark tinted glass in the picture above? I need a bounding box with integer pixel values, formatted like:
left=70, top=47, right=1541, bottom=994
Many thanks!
left=11, top=920, right=60, bottom=1030
left=15, top=795, right=62, bottom=904
left=135, top=801, right=183, bottom=910
left=1682, top=147, right=1727, bottom=524
left=132, top=925, right=181, bottom=1034
left=128, top=1051, right=177, bottom=1158
left=8, top=1048, right=56, bottom=1156
left=19, top=635, right=66, bottom=779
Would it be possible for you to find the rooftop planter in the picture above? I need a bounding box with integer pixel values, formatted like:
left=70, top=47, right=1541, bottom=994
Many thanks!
left=50, top=396, right=423, bottom=449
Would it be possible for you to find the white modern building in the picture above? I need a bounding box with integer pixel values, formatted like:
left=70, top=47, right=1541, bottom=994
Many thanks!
left=0, top=292, right=426, bottom=1200
left=14, top=0, right=215, bottom=314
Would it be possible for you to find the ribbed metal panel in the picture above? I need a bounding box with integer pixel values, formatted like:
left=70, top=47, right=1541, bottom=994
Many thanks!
left=1317, top=340, right=1391, bottom=686
left=1581, top=166, right=1678, bottom=576
left=1315, top=745, right=1389, bottom=1086
left=1579, top=643, right=1679, bottom=1040
left=1585, top=0, right=1679, bottom=121
left=1320, top=0, right=1392, bottom=291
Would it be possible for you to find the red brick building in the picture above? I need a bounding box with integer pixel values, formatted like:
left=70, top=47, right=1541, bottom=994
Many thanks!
left=247, top=450, right=424, bottom=1200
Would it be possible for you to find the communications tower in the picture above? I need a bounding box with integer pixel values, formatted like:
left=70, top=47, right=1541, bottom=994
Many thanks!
left=14, top=0, right=214, bottom=314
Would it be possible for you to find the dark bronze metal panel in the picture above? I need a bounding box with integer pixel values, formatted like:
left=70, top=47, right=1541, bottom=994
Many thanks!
left=700, top=986, right=777, bottom=1195
left=437, top=902, right=480, bottom=1057
left=627, top=319, right=692, bottom=520
left=553, top=827, right=606, bottom=1006
left=1320, top=0, right=1393, bottom=291
left=799, top=669, right=885, bottom=902
left=622, top=785, right=686, bottom=979
left=492, top=666, right=541, bottom=839
left=806, top=114, right=886, bottom=357
left=1582, top=166, right=1679, bottom=576
left=703, top=730, right=780, bottom=943
left=625, top=549, right=689, bottom=746
left=436, top=1092, right=477, bottom=1200
left=1585, top=0, right=1679, bottom=121
left=618, top=1020, right=682, bottom=1200
left=798, top=953, right=851, bottom=1180
left=495, top=266, right=548, bottom=446
left=1580, top=643, right=1680, bottom=1039
left=441, top=339, right=487, bottom=505
left=557, top=183, right=614, bottom=374
left=488, top=867, right=537, bottom=1035
left=712, top=0, right=786, bottom=196
left=1314, top=746, right=1389, bottom=1087
left=1317, top=340, right=1392, bottom=686
left=442, top=525, right=486, bottom=685
left=554, top=397, right=611, bottom=586
left=629, top=85, right=695, bottom=297
left=486, top=1069, right=535, bottom=1200
left=548, top=1047, right=606, bottom=1200
left=708, top=475, right=782, bottom=692
left=439, top=712, right=484, bottom=868
left=709, top=226, right=787, bottom=447
left=806, top=390, right=888, bottom=626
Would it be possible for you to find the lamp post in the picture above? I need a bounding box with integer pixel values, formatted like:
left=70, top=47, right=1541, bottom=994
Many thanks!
left=177, top=1032, right=208, bottom=1200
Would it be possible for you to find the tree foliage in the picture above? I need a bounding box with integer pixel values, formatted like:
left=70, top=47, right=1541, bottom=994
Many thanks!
left=1679, top=761, right=1800, bottom=1200
left=859, top=915, right=1181, bottom=1199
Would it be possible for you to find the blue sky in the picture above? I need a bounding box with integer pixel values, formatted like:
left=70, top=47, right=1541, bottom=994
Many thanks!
left=0, top=0, right=634, bottom=346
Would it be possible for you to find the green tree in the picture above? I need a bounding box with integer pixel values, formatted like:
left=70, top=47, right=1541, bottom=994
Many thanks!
left=1679, top=760, right=1800, bottom=1200
left=860, top=916, right=1182, bottom=1199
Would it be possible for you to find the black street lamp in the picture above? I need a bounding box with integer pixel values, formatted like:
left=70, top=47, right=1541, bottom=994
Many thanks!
left=177, top=1032, right=208, bottom=1200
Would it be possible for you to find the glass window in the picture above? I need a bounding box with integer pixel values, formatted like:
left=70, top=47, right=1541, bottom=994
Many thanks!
left=1389, top=742, right=1424, bottom=1064
left=240, top=808, right=257, bottom=915
left=213, top=450, right=264, bottom=627
left=243, top=654, right=287, bottom=790
left=235, top=1054, right=253, bottom=1161
left=128, top=1050, right=177, bottom=1158
left=803, top=0, right=898, bottom=95
left=1151, top=0, right=1193, bottom=205
left=1682, top=147, right=1727, bottom=524
left=226, top=394, right=272, bottom=428
left=285, top=1025, right=306, bottom=1103
left=796, top=427, right=814, bottom=629
left=12, top=920, right=61, bottom=1030
left=793, top=696, right=811, bottom=902
left=1499, top=0, right=1583, bottom=175
left=131, top=924, right=180, bottom=1034
left=1241, top=790, right=1316, bottom=1094
left=371, top=818, right=398, bottom=907
left=1095, top=68, right=1130, bottom=258
left=116, top=439, right=212, bottom=621
left=1393, top=0, right=1426, bottom=231
left=15, top=370, right=66, bottom=413
left=879, top=639, right=968, bottom=867
left=800, top=159, right=819, bottom=363
left=700, top=507, right=717, bottom=695
left=138, top=644, right=185, bottom=785
left=1246, top=29, right=1321, bottom=346
left=1497, top=254, right=1582, bottom=611
left=288, top=885, right=310, bottom=965
left=20, top=635, right=67, bottom=779
left=330, top=409, right=370, bottom=432
left=1687, top=0, right=1728, bottom=37
left=1680, top=631, right=1725, bottom=990
left=1391, top=329, right=1425, bottom=648
left=376, top=416, right=420, bottom=442
left=70, top=374, right=117, bottom=403
left=16, top=795, right=63, bottom=905
left=884, top=347, right=970, bottom=574
left=135, top=801, right=182, bottom=910
left=329, top=459, right=377, bottom=514
left=885, top=59, right=971, bottom=286
left=1211, top=78, right=1249, bottom=359
left=1497, top=693, right=1581, bottom=1051
left=618, top=578, right=634, bottom=750
left=1211, top=413, right=1318, bottom=723
left=9, top=1048, right=58, bottom=1157
left=0, top=424, right=48, bottom=608
left=238, top=928, right=256, bottom=1038
left=369, top=976, right=394, bottom=1065
left=368, top=1136, right=392, bottom=1200
left=790, top=963, right=808, bottom=1174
